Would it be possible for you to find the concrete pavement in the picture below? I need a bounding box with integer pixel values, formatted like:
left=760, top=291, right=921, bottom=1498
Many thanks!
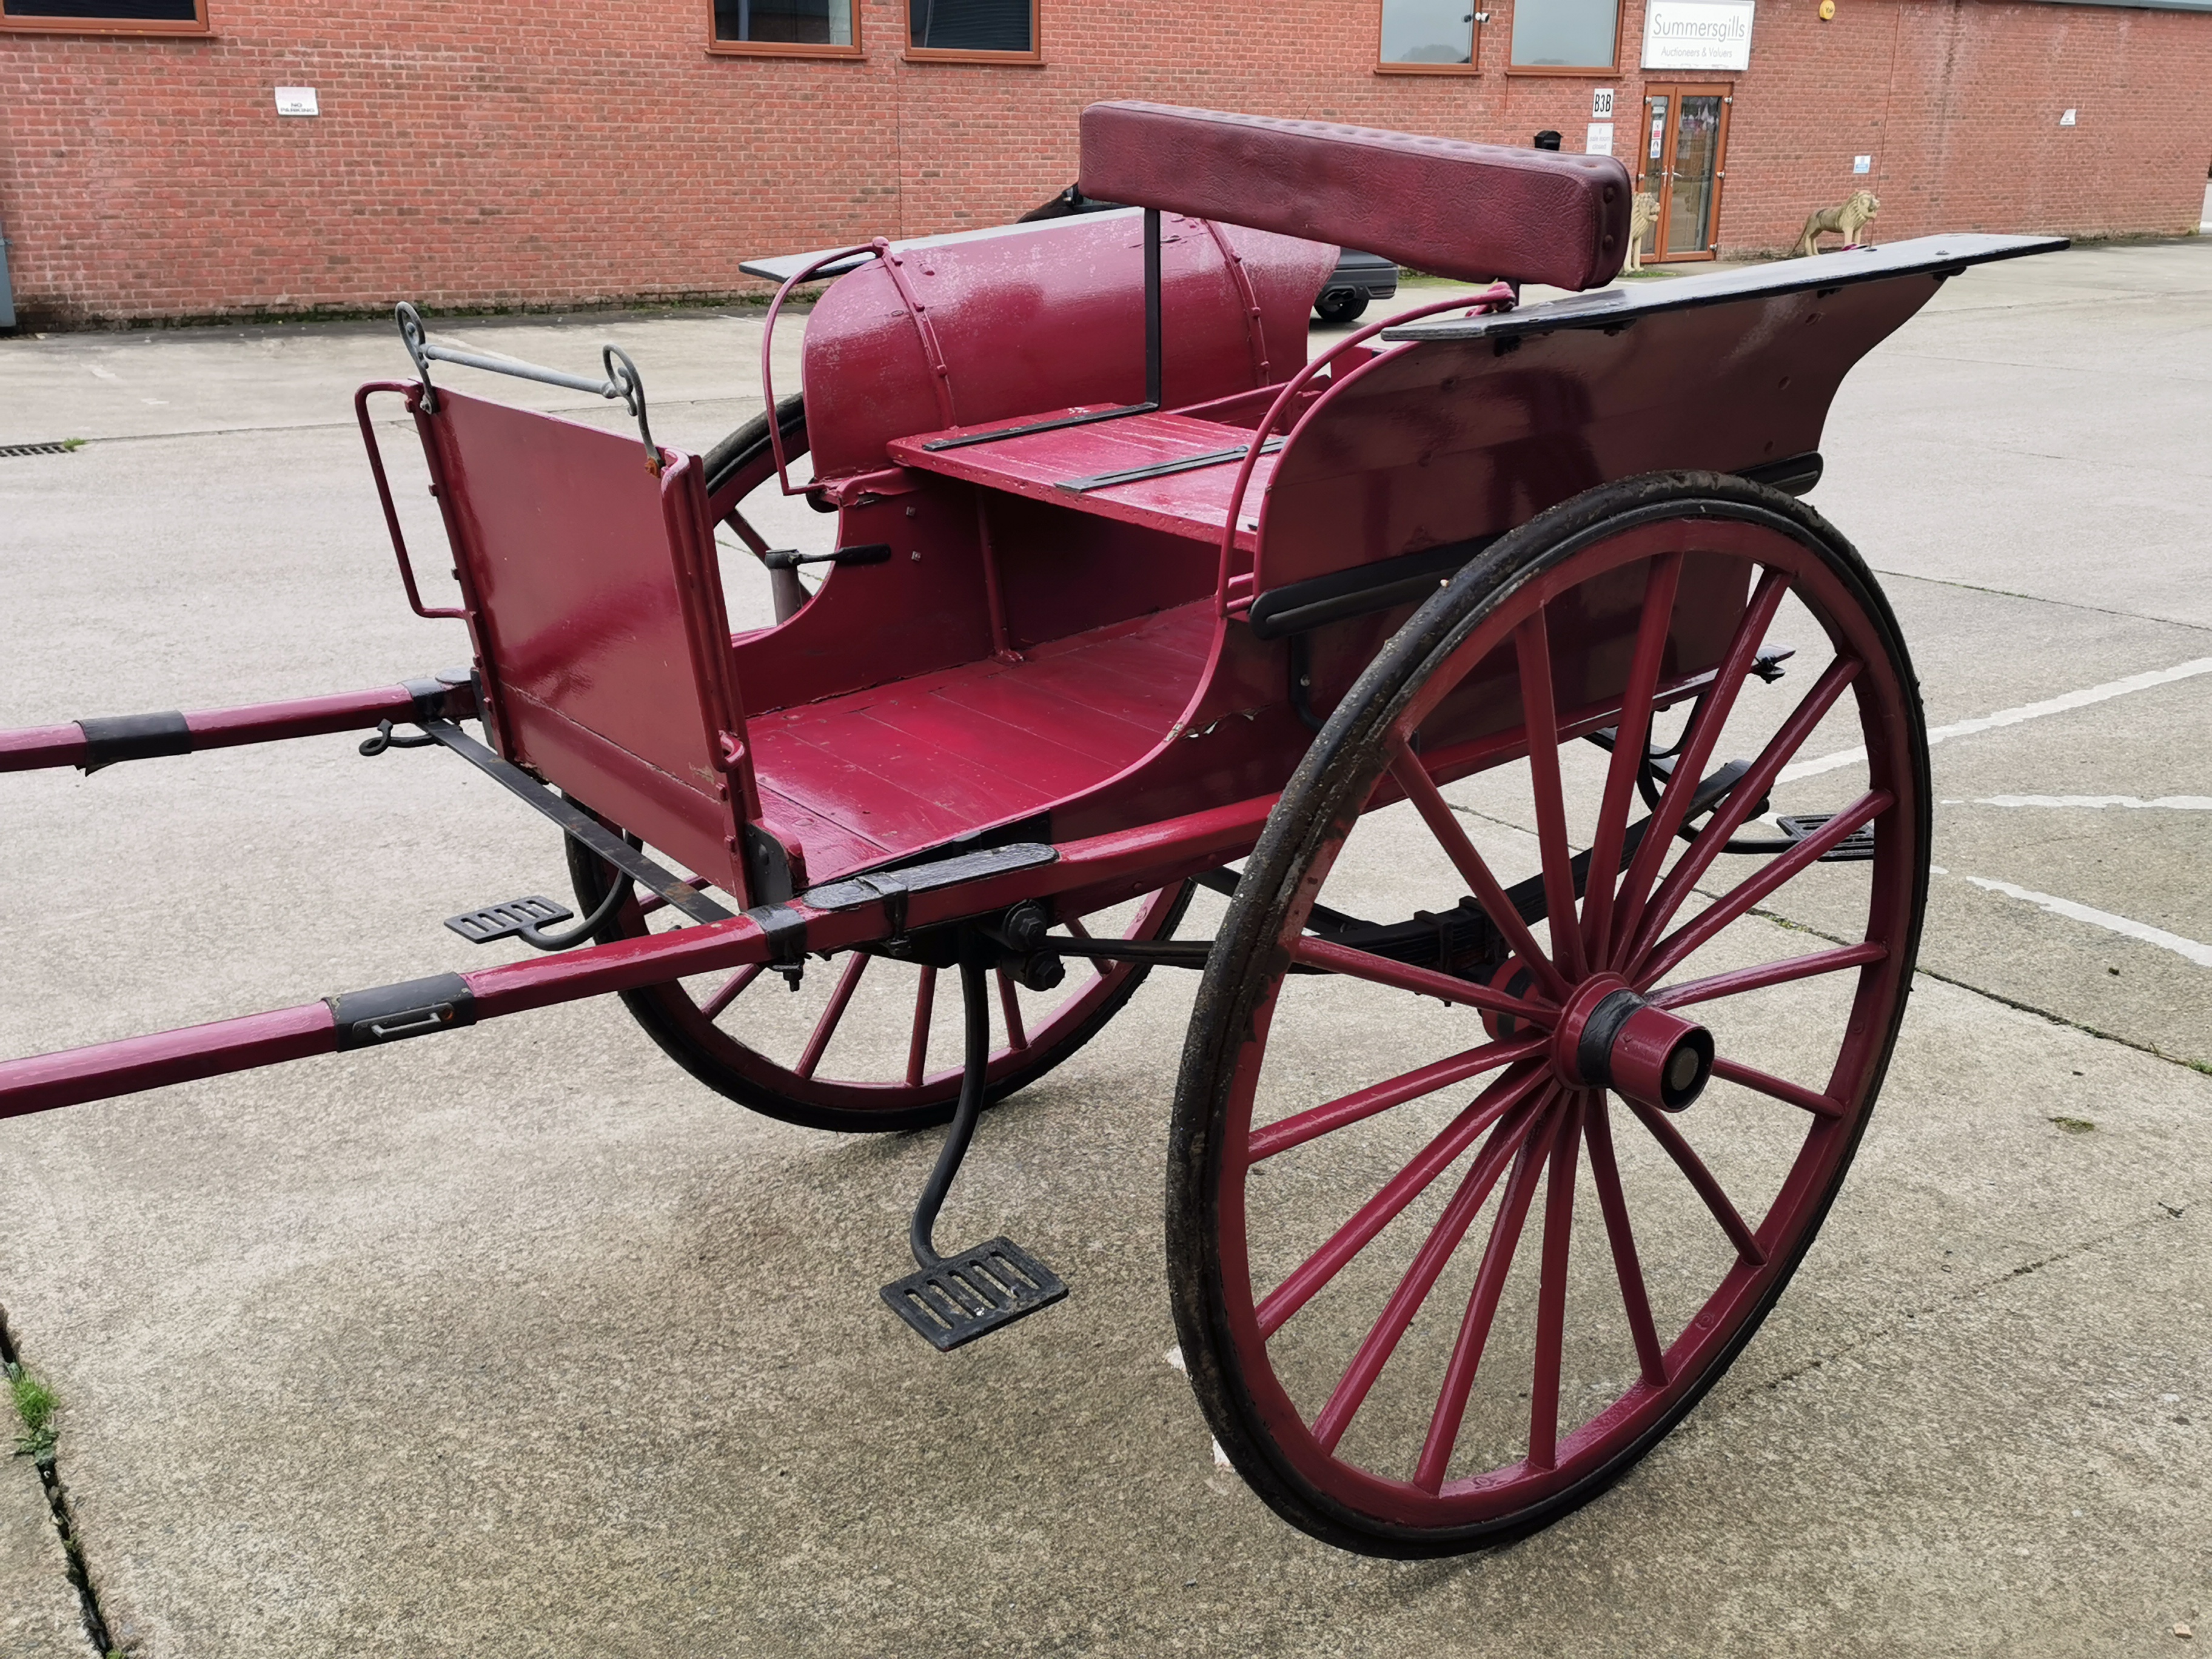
left=2, top=240, right=2209, bottom=1656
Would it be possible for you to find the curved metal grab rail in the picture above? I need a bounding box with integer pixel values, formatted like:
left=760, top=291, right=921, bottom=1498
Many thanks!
left=758, top=242, right=883, bottom=498
left=1211, top=284, right=1518, bottom=614
left=395, top=301, right=662, bottom=475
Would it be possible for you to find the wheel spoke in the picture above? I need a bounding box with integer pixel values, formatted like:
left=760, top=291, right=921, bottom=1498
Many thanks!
left=794, top=953, right=870, bottom=1079
left=1624, top=655, right=1862, bottom=967
left=699, top=962, right=764, bottom=1022
left=1607, top=568, right=1791, bottom=968
left=1527, top=1094, right=1584, bottom=1472
left=1413, top=1111, right=1553, bottom=1493
left=1583, top=1097, right=1668, bottom=1387
left=1620, top=1095, right=1766, bottom=1265
left=905, top=965, right=937, bottom=1087
left=1309, top=1090, right=1550, bottom=1452
left=1289, top=934, right=1555, bottom=1027
left=1649, top=940, right=1886, bottom=1010
left=723, top=507, right=771, bottom=557
left=1256, top=1063, right=1550, bottom=1338
left=1386, top=736, right=1572, bottom=1005
left=1711, top=1056, right=1842, bottom=1118
left=1634, top=789, right=1891, bottom=987
left=1248, top=1032, right=1549, bottom=1164
left=1513, top=615, right=1587, bottom=982
left=1581, top=554, right=1684, bottom=967
left=1064, top=914, right=1105, bottom=979
left=996, top=968, right=1029, bottom=1052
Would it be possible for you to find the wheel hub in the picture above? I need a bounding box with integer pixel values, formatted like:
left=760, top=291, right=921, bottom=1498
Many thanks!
left=1550, top=974, right=1714, bottom=1112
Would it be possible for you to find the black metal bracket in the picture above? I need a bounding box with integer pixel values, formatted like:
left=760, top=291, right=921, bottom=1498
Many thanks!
left=802, top=842, right=1057, bottom=916
left=327, top=973, right=476, bottom=1050
left=411, top=719, right=734, bottom=926
left=760, top=543, right=893, bottom=572
left=1057, top=436, right=1284, bottom=495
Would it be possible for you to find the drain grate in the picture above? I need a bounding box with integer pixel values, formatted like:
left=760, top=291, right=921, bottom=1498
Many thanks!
left=0, top=440, right=79, bottom=458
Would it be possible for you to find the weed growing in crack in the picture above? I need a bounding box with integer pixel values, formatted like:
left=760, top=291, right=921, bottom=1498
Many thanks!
left=8, top=1361, right=59, bottom=1460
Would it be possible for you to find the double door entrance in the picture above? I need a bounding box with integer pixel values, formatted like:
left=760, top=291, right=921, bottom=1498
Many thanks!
left=1638, top=85, right=1732, bottom=264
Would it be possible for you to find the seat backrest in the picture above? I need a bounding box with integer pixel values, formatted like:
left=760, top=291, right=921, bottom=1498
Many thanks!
left=1079, top=101, right=1631, bottom=293
left=415, top=390, right=757, bottom=902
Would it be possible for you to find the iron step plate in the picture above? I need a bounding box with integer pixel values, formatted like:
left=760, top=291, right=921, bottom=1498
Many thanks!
left=1777, top=813, right=1877, bottom=862
left=446, top=894, right=574, bottom=945
left=882, top=1237, right=1067, bottom=1351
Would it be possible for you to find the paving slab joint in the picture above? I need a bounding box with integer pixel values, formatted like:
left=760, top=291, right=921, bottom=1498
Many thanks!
left=0, top=1304, right=122, bottom=1658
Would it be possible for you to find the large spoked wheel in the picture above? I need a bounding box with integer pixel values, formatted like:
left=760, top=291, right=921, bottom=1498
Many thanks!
left=571, top=836, right=1193, bottom=1134
left=1170, top=471, right=1930, bottom=1555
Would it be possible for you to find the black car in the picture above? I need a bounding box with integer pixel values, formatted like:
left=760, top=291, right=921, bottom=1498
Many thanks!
left=1019, top=186, right=1398, bottom=325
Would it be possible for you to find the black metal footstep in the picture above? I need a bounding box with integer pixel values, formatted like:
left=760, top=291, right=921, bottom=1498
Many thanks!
left=882, top=1237, right=1067, bottom=1352
left=882, top=954, right=1067, bottom=1350
left=1777, top=813, right=1877, bottom=862
left=445, top=894, right=574, bottom=945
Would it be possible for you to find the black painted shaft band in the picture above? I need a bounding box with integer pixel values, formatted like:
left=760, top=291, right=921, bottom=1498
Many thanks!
left=1576, top=989, right=1644, bottom=1087
left=76, top=711, right=191, bottom=773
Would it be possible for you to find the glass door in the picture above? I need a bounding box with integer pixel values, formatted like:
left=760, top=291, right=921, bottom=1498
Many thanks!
left=1638, top=84, right=1732, bottom=264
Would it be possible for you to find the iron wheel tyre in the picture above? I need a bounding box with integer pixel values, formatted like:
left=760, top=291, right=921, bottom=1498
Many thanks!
left=1168, top=471, right=1931, bottom=1555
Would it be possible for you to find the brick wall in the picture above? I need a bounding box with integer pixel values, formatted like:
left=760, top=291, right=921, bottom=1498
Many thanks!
left=2, top=0, right=2207, bottom=325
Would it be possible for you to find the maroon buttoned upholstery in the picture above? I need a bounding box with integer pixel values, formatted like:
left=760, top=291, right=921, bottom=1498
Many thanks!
left=1079, top=101, right=1632, bottom=293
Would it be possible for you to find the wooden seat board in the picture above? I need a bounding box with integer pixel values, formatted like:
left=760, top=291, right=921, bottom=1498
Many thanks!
left=890, top=410, right=1278, bottom=552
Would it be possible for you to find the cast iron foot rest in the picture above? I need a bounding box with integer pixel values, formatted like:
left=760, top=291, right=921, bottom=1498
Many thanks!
left=1777, top=813, right=1878, bottom=862
left=880, top=954, right=1067, bottom=1350
left=882, top=1238, right=1067, bottom=1352
left=445, top=895, right=574, bottom=945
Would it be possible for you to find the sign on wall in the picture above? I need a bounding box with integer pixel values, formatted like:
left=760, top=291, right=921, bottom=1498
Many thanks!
left=1641, top=0, right=1755, bottom=71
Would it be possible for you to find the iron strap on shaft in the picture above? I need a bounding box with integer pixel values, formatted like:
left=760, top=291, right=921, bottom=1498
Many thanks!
left=415, top=720, right=734, bottom=925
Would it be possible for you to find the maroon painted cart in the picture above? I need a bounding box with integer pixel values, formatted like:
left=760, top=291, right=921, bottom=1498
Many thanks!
left=1, top=103, right=2063, bottom=1555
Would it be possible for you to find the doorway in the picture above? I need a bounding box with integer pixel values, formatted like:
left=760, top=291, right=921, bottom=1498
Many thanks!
left=1638, top=85, right=1732, bottom=264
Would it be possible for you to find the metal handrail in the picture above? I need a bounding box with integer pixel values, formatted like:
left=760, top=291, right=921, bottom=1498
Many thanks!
left=395, top=301, right=662, bottom=474
left=1211, top=284, right=1518, bottom=614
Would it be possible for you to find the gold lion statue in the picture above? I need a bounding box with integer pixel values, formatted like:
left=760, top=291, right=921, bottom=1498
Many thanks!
left=1624, top=192, right=1657, bottom=272
left=1795, top=190, right=1879, bottom=256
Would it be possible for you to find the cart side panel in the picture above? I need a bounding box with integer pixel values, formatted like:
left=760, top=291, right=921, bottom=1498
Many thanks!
left=422, top=391, right=752, bottom=897
left=799, top=213, right=1335, bottom=483
left=1253, top=271, right=1940, bottom=593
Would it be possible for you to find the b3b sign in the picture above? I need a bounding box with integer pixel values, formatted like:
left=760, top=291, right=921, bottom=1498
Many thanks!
left=1642, top=0, right=1754, bottom=71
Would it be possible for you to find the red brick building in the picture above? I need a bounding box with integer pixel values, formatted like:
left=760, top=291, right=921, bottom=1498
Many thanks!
left=2, top=0, right=2207, bottom=326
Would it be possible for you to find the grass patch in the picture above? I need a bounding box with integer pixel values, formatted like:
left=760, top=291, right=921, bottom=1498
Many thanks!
left=2049, top=1116, right=2096, bottom=1135
left=60, top=438, right=86, bottom=451
left=7, top=1361, right=59, bottom=1459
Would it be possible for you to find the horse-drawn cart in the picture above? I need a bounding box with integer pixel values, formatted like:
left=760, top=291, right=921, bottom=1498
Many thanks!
left=1, top=102, right=2062, bottom=1554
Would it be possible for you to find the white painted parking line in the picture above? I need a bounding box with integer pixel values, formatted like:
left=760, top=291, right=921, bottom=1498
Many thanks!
left=1951, top=796, right=2212, bottom=811
left=1778, top=657, right=2212, bottom=783
left=1966, top=876, right=2212, bottom=967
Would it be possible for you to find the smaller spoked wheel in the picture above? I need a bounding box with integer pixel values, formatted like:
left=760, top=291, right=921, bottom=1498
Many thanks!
left=1170, top=471, right=1930, bottom=1554
left=569, top=836, right=1194, bottom=1134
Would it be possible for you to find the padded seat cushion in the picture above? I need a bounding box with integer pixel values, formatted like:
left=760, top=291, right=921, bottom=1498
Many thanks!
left=1080, top=101, right=1631, bottom=293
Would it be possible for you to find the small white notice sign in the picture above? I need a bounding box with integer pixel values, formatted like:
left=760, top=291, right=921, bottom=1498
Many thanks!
left=274, top=87, right=320, bottom=117
left=1641, top=0, right=1754, bottom=71
left=1592, top=88, right=1615, bottom=118
left=1586, top=122, right=1615, bottom=156
left=1853, top=154, right=1871, bottom=173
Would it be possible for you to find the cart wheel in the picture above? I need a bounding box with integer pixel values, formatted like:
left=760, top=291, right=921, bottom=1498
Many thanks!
left=1169, top=471, right=1929, bottom=1555
left=570, top=837, right=1193, bottom=1134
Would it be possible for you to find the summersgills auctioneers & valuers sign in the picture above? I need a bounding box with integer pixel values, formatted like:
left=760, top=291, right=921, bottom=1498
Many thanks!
left=1641, top=0, right=1755, bottom=70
